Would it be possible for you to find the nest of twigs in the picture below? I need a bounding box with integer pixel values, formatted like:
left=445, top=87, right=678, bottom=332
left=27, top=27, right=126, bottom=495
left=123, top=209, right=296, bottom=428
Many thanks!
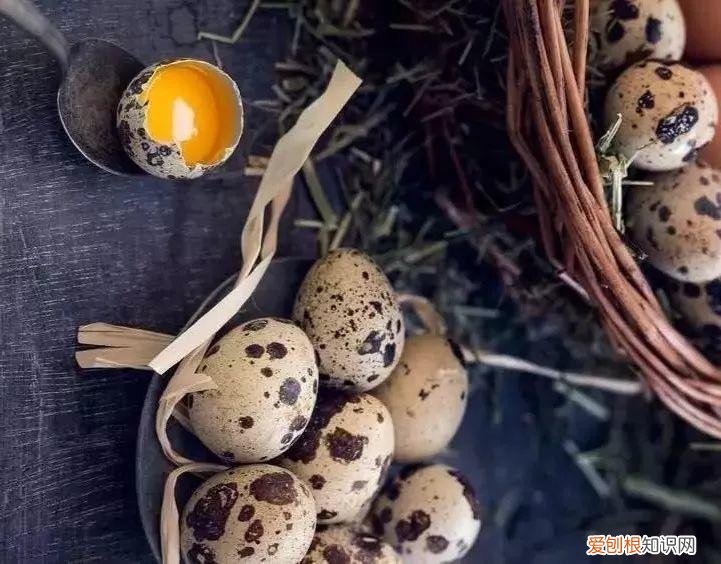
left=502, top=0, right=721, bottom=437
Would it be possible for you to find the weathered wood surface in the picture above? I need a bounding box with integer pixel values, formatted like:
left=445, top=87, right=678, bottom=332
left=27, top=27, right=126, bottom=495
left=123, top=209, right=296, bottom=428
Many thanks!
left=0, top=1, right=313, bottom=561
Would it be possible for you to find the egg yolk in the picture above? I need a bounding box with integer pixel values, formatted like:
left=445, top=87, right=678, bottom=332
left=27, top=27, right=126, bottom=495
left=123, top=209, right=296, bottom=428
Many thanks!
left=142, top=62, right=238, bottom=167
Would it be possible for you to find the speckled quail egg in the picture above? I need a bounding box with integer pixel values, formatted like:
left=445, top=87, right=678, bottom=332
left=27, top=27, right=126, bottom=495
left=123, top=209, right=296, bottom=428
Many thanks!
left=370, top=464, right=481, bottom=563
left=181, top=464, right=316, bottom=564
left=117, top=58, right=243, bottom=179
left=293, top=248, right=405, bottom=391
left=372, top=335, right=467, bottom=464
left=188, top=318, right=318, bottom=464
left=627, top=160, right=721, bottom=282
left=591, top=0, right=685, bottom=69
left=277, top=390, right=394, bottom=525
left=604, top=60, right=717, bottom=171
left=666, top=276, right=721, bottom=340
left=302, top=525, right=401, bottom=564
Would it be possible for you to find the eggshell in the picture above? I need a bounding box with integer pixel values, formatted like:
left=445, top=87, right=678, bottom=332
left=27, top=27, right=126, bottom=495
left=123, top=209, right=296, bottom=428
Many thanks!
left=679, top=0, right=721, bottom=61
left=293, top=248, right=405, bottom=391
left=604, top=60, right=717, bottom=171
left=180, top=464, right=316, bottom=564
left=591, top=0, right=685, bottom=69
left=699, top=66, right=721, bottom=170
left=372, top=335, right=467, bottom=463
left=626, top=161, right=721, bottom=282
left=188, top=318, right=318, bottom=463
left=666, top=277, right=721, bottom=340
left=277, top=391, right=395, bottom=525
left=117, top=58, right=243, bottom=179
left=370, top=464, right=481, bottom=563
left=302, top=525, right=401, bottom=564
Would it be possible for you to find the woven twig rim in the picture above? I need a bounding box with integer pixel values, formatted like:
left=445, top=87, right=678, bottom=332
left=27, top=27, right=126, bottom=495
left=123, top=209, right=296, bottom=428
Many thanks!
left=502, top=0, right=721, bottom=437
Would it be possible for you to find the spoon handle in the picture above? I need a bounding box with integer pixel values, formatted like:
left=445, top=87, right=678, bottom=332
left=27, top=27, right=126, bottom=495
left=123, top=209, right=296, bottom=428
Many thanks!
left=0, top=0, right=69, bottom=68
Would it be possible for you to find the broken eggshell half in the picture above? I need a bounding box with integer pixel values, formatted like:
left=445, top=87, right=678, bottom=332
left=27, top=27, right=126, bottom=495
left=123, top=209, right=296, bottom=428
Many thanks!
left=116, top=58, right=243, bottom=179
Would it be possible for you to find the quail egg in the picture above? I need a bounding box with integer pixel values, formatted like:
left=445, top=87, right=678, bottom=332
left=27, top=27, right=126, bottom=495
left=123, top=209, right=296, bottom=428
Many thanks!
left=370, top=464, right=481, bottom=563
left=627, top=160, right=721, bottom=282
left=293, top=248, right=405, bottom=391
left=604, top=60, right=717, bottom=171
left=188, top=318, right=318, bottom=463
left=277, top=390, right=394, bottom=524
left=302, top=525, right=401, bottom=564
left=666, top=276, right=721, bottom=341
left=699, top=65, right=721, bottom=169
left=117, top=58, right=243, bottom=179
left=591, top=0, right=686, bottom=69
left=372, top=335, right=468, bottom=463
left=181, top=464, right=316, bottom=564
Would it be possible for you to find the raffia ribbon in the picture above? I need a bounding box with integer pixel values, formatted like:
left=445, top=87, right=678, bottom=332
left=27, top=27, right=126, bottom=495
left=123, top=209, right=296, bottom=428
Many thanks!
left=396, top=293, right=448, bottom=336
left=77, top=61, right=362, bottom=564
left=76, top=323, right=174, bottom=369
left=398, top=293, right=642, bottom=396
left=160, top=462, right=228, bottom=564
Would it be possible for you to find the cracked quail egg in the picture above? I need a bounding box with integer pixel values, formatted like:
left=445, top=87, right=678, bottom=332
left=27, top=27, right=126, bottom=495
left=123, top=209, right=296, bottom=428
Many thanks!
left=604, top=60, right=717, bottom=171
left=372, top=335, right=467, bottom=464
left=627, top=160, right=721, bottom=282
left=181, top=464, right=316, bottom=564
left=302, top=525, right=401, bottom=564
left=591, top=0, right=686, bottom=69
left=188, top=318, right=318, bottom=464
left=293, top=248, right=405, bottom=391
left=277, top=390, right=394, bottom=525
left=370, top=464, right=481, bottom=564
left=117, top=58, right=243, bottom=179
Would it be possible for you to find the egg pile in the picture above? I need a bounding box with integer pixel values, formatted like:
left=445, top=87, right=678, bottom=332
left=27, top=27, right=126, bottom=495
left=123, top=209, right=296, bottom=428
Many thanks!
left=178, top=249, right=481, bottom=563
left=593, top=0, right=721, bottom=345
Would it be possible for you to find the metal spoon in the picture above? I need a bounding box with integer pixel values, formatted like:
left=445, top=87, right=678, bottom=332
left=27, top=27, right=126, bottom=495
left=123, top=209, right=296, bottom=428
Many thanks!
left=0, top=0, right=146, bottom=176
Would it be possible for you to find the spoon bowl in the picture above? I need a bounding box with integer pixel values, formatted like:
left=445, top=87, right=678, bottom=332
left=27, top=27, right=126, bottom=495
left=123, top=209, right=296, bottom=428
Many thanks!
left=58, top=39, right=144, bottom=175
left=1, top=0, right=145, bottom=176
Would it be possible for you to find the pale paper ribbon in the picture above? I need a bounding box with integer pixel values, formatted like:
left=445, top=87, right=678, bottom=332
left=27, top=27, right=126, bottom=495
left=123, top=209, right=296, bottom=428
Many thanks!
left=160, top=462, right=228, bottom=564
left=396, top=293, right=447, bottom=336
left=76, top=323, right=175, bottom=369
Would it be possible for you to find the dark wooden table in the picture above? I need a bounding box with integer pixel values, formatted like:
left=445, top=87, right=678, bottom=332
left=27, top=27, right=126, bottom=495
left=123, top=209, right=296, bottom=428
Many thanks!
left=0, top=2, right=316, bottom=561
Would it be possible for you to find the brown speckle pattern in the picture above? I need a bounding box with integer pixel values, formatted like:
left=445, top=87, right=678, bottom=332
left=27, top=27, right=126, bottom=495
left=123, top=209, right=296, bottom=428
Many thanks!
left=590, top=0, right=685, bottom=70
left=301, top=525, right=399, bottom=564
left=627, top=161, right=721, bottom=282
left=185, top=482, right=239, bottom=542
left=181, top=466, right=316, bottom=563
left=188, top=319, right=318, bottom=463
left=250, top=472, right=298, bottom=506
left=370, top=464, right=480, bottom=562
left=279, top=392, right=394, bottom=524
left=292, top=249, right=405, bottom=391
left=187, top=543, right=217, bottom=564
left=604, top=60, right=717, bottom=171
left=667, top=276, right=721, bottom=351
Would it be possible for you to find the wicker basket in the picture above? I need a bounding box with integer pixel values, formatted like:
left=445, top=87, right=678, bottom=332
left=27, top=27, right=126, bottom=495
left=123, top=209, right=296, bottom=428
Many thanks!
left=502, top=0, right=721, bottom=437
